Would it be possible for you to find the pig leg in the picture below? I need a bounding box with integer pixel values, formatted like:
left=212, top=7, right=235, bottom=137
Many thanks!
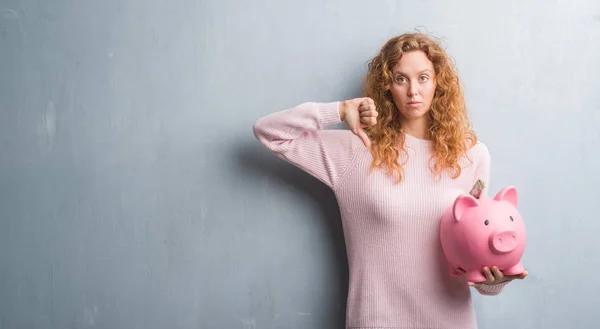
left=450, top=266, right=462, bottom=276
left=466, top=269, right=487, bottom=283
left=502, top=262, right=525, bottom=276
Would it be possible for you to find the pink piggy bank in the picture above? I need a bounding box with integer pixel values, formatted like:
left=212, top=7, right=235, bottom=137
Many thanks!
left=439, top=186, right=526, bottom=284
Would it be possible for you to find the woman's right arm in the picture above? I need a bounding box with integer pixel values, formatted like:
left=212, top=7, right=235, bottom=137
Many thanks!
left=252, top=100, right=371, bottom=189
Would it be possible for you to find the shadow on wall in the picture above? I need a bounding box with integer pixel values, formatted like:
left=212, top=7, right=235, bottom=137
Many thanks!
left=235, top=141, right=349, bottom=328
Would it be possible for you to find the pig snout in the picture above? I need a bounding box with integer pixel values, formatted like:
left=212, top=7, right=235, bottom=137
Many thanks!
left=489, top=229, right=518, bottom=253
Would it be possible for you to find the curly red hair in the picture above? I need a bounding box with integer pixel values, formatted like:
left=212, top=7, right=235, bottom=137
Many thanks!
left=363, top=32, right=477, bottom=182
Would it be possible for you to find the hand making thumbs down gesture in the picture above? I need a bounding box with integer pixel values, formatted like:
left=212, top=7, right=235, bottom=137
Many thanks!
left=339, top=97, right=378, bottom=147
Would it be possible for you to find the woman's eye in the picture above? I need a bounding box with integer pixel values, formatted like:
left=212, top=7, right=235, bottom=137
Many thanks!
left=420, top=75, right=429, bottom=81
left=396, top=76, right=406, bottom=83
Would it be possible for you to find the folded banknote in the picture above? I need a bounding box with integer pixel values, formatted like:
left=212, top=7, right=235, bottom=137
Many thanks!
left=469, top=179, right=485, bottom=199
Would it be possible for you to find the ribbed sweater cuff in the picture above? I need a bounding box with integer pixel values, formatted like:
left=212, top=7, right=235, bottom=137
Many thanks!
left=317, top=101, right=342, bottom=128
left=475, top=281, right=508, bottom=295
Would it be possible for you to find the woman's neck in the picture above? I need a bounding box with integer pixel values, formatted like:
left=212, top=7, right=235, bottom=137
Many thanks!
left=401, top=117, right=430, bottom=140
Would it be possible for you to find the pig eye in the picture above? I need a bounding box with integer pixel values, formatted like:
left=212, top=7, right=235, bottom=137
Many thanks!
left=510, top=216, right=514, bottom=222
left=484, top=220, right=489, bottom=226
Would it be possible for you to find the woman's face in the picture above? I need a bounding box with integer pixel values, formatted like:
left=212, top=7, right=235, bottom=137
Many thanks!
left=390, top=50, right=437, bottom=122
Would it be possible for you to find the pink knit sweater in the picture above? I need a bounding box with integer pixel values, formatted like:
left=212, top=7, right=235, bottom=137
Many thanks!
left=253, top=101, right=508, bottom=329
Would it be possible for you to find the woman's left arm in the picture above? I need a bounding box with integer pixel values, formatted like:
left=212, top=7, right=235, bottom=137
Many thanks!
left=468, top=143, right=528, bottom=296
left=460, top=266, right=528, bottom=296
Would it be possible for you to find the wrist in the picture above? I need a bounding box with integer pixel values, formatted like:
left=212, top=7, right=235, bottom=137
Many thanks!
left=339, top=101, right=347, bottom=122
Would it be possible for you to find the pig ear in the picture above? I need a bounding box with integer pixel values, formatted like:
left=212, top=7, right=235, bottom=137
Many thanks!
left=453, top=194, right=480, bottom=222
left=493, top=186, right=518, bottom=207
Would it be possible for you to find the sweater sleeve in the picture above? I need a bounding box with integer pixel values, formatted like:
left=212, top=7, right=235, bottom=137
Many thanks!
left=252, top=101, right=364, bottom=189
left=474, top=281, right=508, bottom=296
left=473, top=142, right=492, bottom=198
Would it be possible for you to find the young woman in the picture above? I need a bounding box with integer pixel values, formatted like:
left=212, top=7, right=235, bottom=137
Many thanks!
left=253, top=32, right=527, bottom=329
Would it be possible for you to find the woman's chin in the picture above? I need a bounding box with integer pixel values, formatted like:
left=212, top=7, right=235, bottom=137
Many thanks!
left=400, top=108, right=429, bottom=119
